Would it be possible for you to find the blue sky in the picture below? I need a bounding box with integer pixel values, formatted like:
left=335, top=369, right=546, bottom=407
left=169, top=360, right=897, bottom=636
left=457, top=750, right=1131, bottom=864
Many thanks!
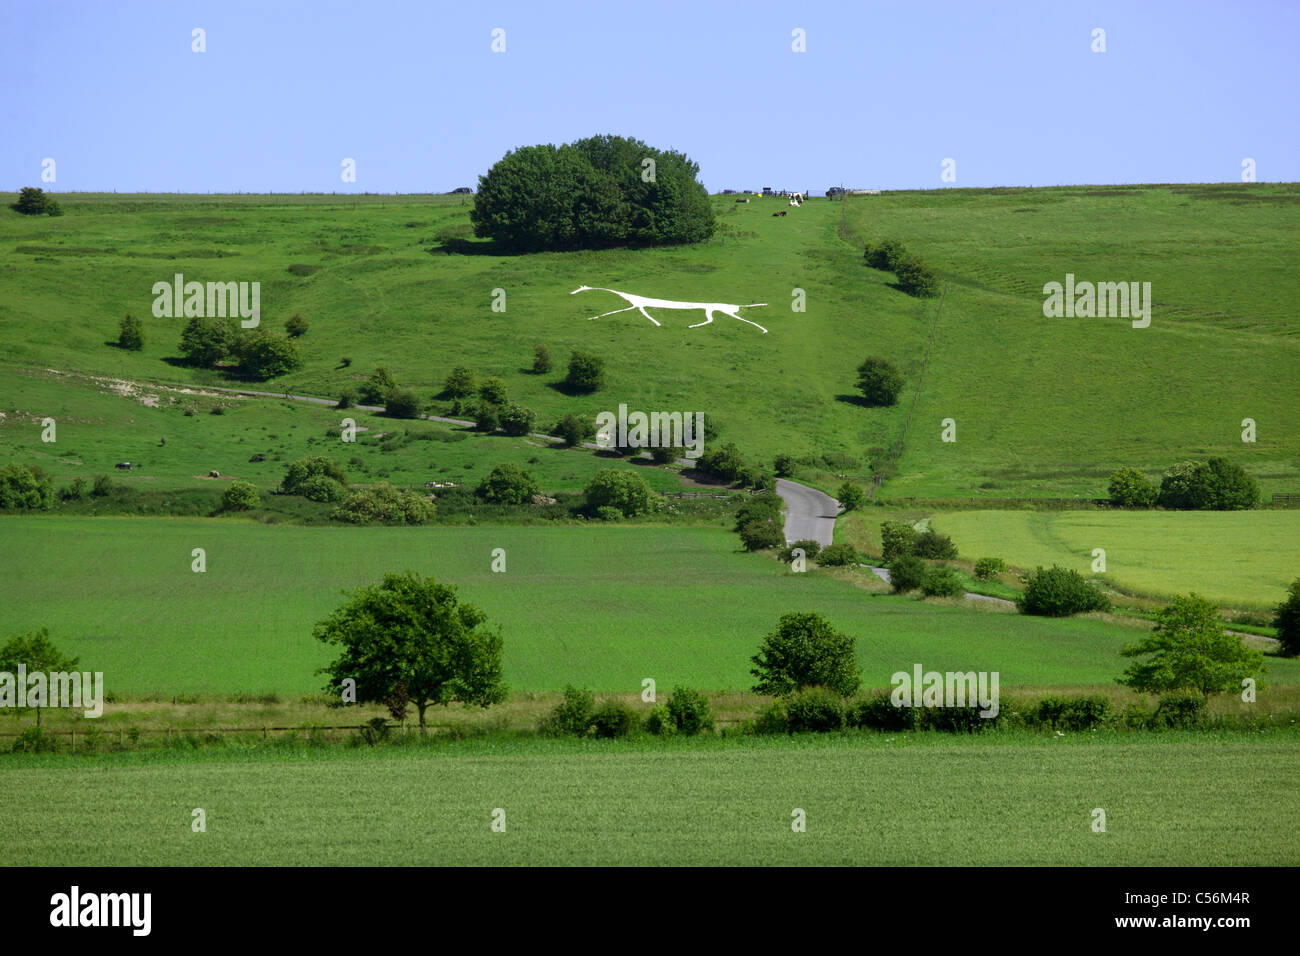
left=3, top=0, right=1296, bottom=194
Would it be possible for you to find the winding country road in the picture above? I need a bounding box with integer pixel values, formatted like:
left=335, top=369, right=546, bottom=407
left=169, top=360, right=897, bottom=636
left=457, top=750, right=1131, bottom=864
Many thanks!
left=774, top=479, right=841, bottom=547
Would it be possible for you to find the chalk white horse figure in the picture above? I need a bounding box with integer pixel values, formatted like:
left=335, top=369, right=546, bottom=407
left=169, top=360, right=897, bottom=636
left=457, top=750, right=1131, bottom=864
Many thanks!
left=571, top=286, right=769, bottom=333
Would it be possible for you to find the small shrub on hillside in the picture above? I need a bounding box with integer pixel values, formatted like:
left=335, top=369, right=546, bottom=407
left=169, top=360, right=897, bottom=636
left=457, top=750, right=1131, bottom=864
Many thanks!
left=856, top=356, right=904, bottom=407
left=594, top=505, right=622, bottom=521
left=880, top=520, right=918, bottom=561
left=358, top=366, right=399, bottom=405
left=336, top=386, right=356, bottom=409
left=221, top=481, right=260, bottom=511
left=889, top=555, right=927, bottom=593
left=1107, top=467, right=1157, bottom=508
left=478, top=377, right=508, bottom=406
left=284, top=313, right=309, bottom=337
left=553, top=413, right=594, bottom=447
left=384, top=388, right=422, bottom=419
left=474, top=404, right=500, bottom=433
left=774, top=454, right=796, bottom=477
left=1017, top=566, right=1109, bottom=617
left=235, top=329, right=302, bottom=380
left=91, top=474, right=113, bottom=498
left=589, top=700, right=639, bottom=738
left=816, top=542, right=859, bottom=567
left=849, top=691, right=917, bottom=731
left=649, top=444, right=681, bottom=465
left=531, top=343, right=553, bottom=374
left=498, top=402, right=535, bottom=437
left=973, top=557, right=1006, bottom=581
left=666, top=686, right=714, bottom=736
left=117, top=314, right=145, bottom=351
left=1153, top=692, right=1204, bottom=729
left=913, top=529, right=958, bottom=559
left=784, top=686, right=846, bottom=732
left=698, top=442, right=749, bottom=484
left=921, top=566, right=964, bottom=598
left=540, top=686, right=596, bottom=737
left=564, top=350, right=605, bottom=393
left=863, top=238, right=906, bottom=270
left=893, top=254, right=940, bottom=297
left=443, top=365, right=476, bottom=398
left=1273, top=578, right=1300, bottom=657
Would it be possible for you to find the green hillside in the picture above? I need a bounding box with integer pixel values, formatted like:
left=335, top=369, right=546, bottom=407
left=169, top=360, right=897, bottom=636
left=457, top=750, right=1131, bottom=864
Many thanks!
left=5, top=185, right=1294, bottom=498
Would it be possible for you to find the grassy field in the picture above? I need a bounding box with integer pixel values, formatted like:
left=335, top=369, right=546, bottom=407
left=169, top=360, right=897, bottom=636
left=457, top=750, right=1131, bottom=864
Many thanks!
left=2, top=730, right=1296, bottom=866
left=15, top=516, right=1299, bottom=697
left=930, top=509, right=1300, bottom=609
left=4, top=185, right=1297, bottom=498
left=844, top=184, right=1300, bottom=498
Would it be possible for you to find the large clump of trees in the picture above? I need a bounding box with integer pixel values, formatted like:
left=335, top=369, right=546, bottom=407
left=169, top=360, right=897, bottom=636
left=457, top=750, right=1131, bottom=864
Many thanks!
left=470, top=134, right=715, bottom=252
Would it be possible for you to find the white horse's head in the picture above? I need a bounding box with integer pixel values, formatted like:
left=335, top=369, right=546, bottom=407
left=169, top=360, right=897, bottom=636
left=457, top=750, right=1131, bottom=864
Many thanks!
left=570, top=285, right=591, bottom=295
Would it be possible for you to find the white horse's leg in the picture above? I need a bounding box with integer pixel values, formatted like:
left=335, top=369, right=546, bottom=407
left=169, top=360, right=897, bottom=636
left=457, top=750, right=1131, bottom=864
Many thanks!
left=587, top=305, right=638, bottom=321
left=688, top=309, right=716, bottom=329
left=721, top=309, right=769, bottom=334
left=636, top=307, right=662, bottom=327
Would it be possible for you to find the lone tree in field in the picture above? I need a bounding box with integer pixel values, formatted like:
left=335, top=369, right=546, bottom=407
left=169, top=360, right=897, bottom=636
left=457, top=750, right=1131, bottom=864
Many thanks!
left=750, top=611, right=861, bottom=698
left=284, top=313, right=309, bottom=338
left=856, top=356, right=904, bottom=407
left=1117, top=593, right=1264, bottom=698
left=11, top=186, right=62, bottom=216
left=1272, top=578, right=1300, bottom=657
left=0, top=629, right=79, bottom=727
left=564, top=350, right=605, bottom=393
left=314, top=573, right=506, bottom=734
left=117, top=314, right=145, bottom=351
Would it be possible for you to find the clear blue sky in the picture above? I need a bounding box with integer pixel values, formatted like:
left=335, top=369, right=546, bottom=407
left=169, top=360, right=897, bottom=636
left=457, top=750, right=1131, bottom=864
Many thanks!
left=3, top=0, right=1296, bottom=194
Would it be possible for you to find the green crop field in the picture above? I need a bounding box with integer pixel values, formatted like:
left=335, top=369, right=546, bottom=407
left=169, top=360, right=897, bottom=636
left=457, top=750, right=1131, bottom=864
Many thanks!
left=4, top=185, right=1297, bottom=499
left=2, top=731, right=1296, bottom=866
left=931, top=509, right=1300, bottom=609
left=16, top=515, right=1299, bottom=697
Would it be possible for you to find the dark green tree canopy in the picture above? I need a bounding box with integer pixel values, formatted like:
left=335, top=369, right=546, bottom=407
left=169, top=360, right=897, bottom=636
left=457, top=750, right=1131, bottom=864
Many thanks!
left=1118, top=593, right=1264, bottom=697
left=314, top=573, right=506, bottom=733
left=750, top=611, right=861, bottom=697
left=470, top=134, right=715, bottom=252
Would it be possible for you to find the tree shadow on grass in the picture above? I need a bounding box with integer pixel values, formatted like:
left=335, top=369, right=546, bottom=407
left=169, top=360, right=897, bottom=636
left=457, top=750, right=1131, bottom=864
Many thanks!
left=428, top=237, right=513, bottom=257
left=546, top=381, right=600, bottom=398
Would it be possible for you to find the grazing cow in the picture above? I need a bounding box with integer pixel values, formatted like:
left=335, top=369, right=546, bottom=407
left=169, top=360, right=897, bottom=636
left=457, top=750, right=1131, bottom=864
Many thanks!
left=115, top=462, right=131, bottom=470
left=248, top=454, right=266, bottom=463
left=208, top=470, right=220, bottom=478
left=772, top=211, right=787, bottom=217
left=735, top=198, right=750, bottom=203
